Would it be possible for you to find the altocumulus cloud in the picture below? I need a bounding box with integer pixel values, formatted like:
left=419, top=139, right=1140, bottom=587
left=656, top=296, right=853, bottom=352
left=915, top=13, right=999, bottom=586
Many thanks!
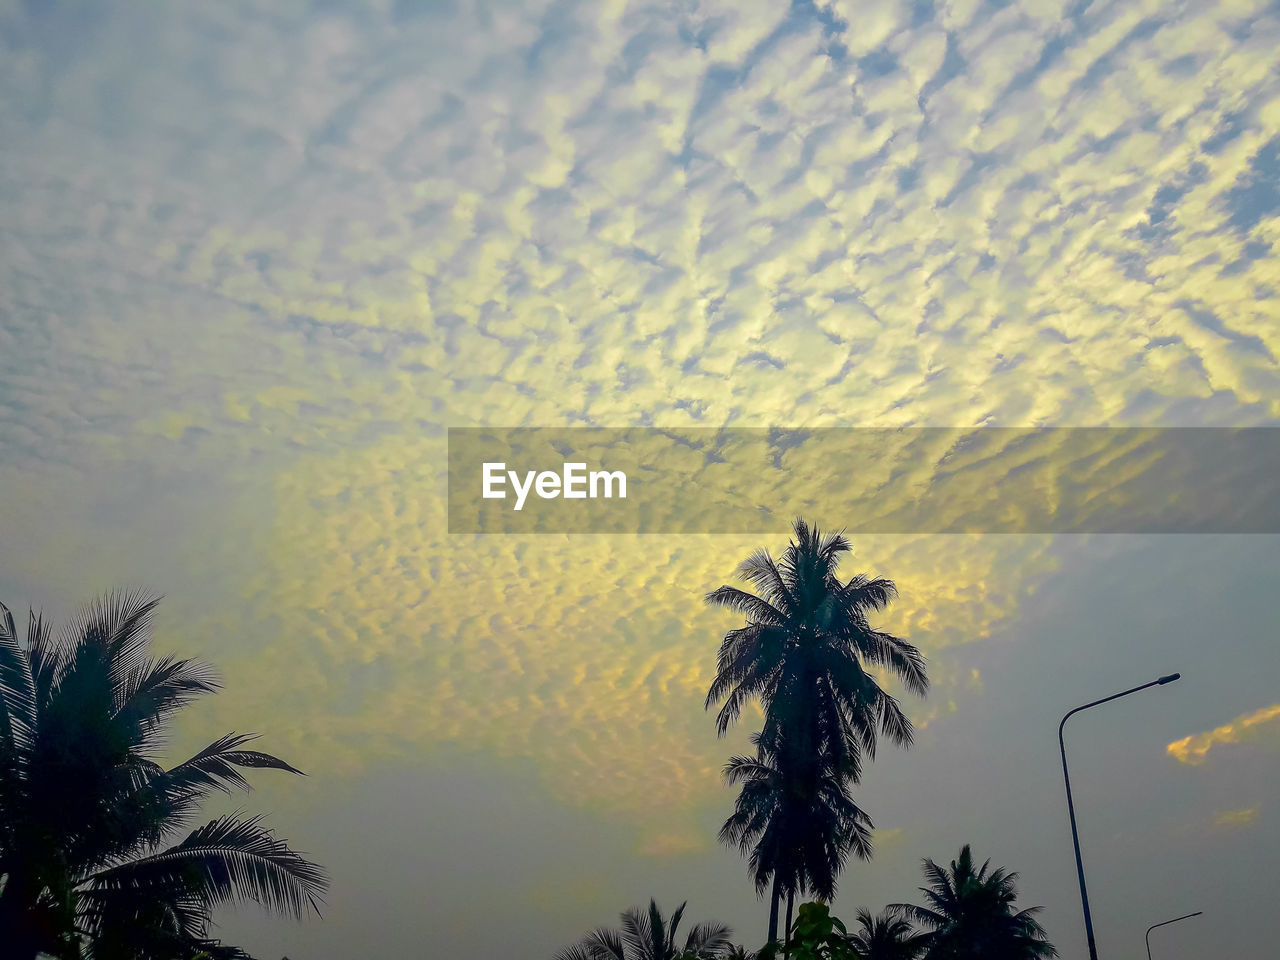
left=1, top=0, right=1279, bottom=839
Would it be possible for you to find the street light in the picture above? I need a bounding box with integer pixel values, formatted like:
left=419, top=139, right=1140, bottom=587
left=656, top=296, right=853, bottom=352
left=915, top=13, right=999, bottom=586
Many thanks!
left=1058, top=673, right=1181, bottom=960
left=1145, top=911, right=1203, bottom=960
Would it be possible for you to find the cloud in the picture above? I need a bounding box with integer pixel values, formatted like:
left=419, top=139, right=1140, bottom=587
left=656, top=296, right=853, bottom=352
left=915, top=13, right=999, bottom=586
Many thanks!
left=1166, top=703, right=1280, bottom=764
left=636, top=829, right=709, bottom=858
left=2, top=0, right=1279, bottom=829
left=198, top=462, right=1059, bottom=817
left=1213, top=806, right=1259, bottom=828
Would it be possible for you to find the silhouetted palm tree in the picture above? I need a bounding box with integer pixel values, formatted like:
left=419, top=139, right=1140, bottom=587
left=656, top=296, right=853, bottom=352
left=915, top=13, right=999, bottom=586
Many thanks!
left=706, top=519, right=928, bottom=941
left=719, top=731, right=873, bottom=947
left=554, top=899, right=733, bottom=960
left=0, top=591, right=327, bottom=960
left=893, top=845, right=1057, bottom=960
left=847, top=908, right=927, bottom=960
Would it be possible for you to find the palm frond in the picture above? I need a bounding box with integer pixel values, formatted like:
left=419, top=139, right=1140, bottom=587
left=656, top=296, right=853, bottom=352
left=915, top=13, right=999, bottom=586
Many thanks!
left=664, top=900, right=687, bottom=957
left=875, top=692, right=914, bottom=748
left=889, top=903, right=945, bottom=930
left=58, top=589, right=162, bottom=698
left=841, top=575, right=898, bottom=612
left=84, top=813, right=327, bottom=919
left=735, top=550, right=794, bottom=612
left=554, top=927, right=627, bottom=960
left=862, top=632, right=929, bottom=697
left=620, top=903, right=655, bottom=958
left=166, top=732, right=304, bottom=794
left=684, top=920, right=733, bottom=956
left=0, top=601, right=37, bottom=754
left=25, top=607, right=60, bottom=710
left=705, top=587, right=785, bottom=626
left=113, top=655, right=221, bottom=738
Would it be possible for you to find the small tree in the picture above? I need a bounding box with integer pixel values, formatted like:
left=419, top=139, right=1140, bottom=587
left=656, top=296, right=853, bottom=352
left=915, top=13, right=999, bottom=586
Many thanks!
left=767, top=902, right=861, bottom=960
left=848, top=908, right=926, bottom=960
left=554, top=899, right=733, bottom=960
left=894, top=845, right=1056, bottom=960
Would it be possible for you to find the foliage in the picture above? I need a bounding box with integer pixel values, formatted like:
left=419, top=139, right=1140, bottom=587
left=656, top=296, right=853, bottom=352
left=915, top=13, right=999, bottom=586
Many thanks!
left=719, top=730, right=872, bottom=910
left=705, top=519, right=929, bottom=937
left=774, top=902, right=861, bottom=960
left=893, top=845, right=1057, bottom=960
left=553, top=898, right=733, bottom=960
left=847, top=908, right=927, bottom=960
left=0, top=591, right=327, bottom=960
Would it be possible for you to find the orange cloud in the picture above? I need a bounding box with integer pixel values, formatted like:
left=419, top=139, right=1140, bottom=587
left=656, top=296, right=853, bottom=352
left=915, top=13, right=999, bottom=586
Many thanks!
left=1166, top=704, right=1280, bottom=765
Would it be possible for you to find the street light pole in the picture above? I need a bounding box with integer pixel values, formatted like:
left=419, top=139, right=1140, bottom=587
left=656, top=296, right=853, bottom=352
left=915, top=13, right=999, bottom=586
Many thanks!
left=1145, top=911, right=1202, bottom=960
left=1058, top=673, right=1181, bottom=960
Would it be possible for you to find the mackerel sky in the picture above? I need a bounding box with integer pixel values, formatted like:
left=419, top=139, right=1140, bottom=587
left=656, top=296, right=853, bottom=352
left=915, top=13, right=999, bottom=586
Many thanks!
left=1, top=0, right=1278, bottom=958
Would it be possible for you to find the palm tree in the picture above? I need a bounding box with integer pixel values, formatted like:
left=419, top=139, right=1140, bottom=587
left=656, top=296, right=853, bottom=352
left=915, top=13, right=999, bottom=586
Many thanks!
left=847, top=908, right=927, bottom=960
left=554, top=899, right=733, bottom=960
left=719, top=731, right=873, bottom=947
left=0, top=591, right=327, bottom=960
left=706, top=519, right=928, bottom=941
left=893, top=845, right=1057, bottom=960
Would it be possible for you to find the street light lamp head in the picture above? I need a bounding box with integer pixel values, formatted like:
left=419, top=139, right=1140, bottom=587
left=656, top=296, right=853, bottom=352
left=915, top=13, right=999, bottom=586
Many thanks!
left=1158, top=673, right=1181, bottom=684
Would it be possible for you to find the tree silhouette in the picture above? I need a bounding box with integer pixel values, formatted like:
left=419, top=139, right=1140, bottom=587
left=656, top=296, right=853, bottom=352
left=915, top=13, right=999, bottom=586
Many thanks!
left=0, top=591, right=327, bottom=960
left=893, top=845, right=1057, bottom=960
left=719, top=730, right=872, bottom=947
left=847, top=908, right=927, bottom=960
left=705, top=519, right=928, bottom=941
left=553, top=899, right=733, bottom=960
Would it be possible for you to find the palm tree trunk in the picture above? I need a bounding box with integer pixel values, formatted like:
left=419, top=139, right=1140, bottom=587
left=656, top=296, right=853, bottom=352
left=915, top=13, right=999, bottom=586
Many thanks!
left=767, top=872, right=781, bottom=946
left=783, top=890, right=794, bottom=960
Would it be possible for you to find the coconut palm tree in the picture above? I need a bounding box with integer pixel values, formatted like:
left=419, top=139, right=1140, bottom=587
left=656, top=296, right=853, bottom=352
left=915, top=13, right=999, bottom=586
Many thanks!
left=554, top=899, right=733, bottom=960
left=719, top=731, right=873, bottom=947
left=705, top=519, right=928, bottom=941
left=0, top=591, right=327, bottom=960
left=847, top=908, right=927, bottom=960
left=893, top=845, right=1057, bottom=960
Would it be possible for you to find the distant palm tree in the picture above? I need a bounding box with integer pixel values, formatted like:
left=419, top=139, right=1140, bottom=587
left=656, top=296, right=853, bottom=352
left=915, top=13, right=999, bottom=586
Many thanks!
left=554, top=899, right=733, bottom=960
left=719, top=731, right=873, bottom=947
left=0, top=591, right=327, bottom=960
left=847, top=908, right=927, bottom=960
left=706, top=519, right=928, bottom=941
left=893, top=845, right=1057, bottom=960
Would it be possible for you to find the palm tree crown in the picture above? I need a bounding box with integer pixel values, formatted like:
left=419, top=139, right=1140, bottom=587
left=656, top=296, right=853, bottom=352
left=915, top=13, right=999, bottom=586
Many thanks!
left=554, top=899, right=733, bottom=960
left=847, top=907, right=927, bottom=960
left=0, top=591, right=327, bottom=960
left=893, top=845, right=1057, bottom=960
left=705, top=519, right=928, bottom=777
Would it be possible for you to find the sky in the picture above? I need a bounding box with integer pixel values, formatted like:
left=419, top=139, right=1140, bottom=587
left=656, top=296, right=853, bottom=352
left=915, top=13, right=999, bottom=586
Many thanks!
left=1, top=0, right=1278, bottom=958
